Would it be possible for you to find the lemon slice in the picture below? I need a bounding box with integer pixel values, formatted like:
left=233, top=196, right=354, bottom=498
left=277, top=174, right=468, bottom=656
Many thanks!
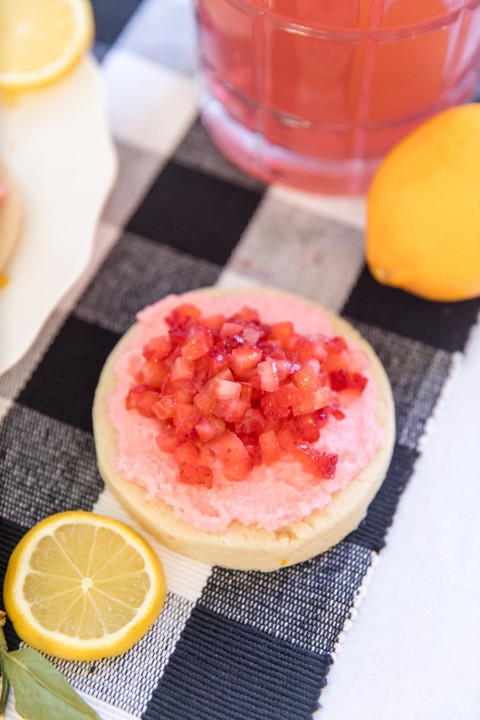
left=3, top=511, right=167, bottom=661
left=0, top=0, right=94, bottom=90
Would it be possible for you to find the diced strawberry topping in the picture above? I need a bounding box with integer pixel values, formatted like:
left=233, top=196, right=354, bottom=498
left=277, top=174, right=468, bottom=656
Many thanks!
left=257, top=357, right=280, bottom=392
left=292, top=365, right=318, bottom=395
left=181, top=326, right=213, bottom=360
left=125, top=385, right=160, bottom=417
left=155, top=421, right=182, bottom=452
left=259, top=429, right=282, bottom=464
left=208, top=429, right=254, bottom=481
left=195, top=417, right=225, bottom=442
left=230, top=346, right=262, bottom=376
left=221, top=321, right=244, bottom=338
left=143, top=335, right=172, bottom=362
left=325, top=335, right=348, bottom=353
left=213, top=378, right=242, bottom=400
left=125, top=303, right=368, bottom=486
left=270, top=321, right=294, bottom=342
left=178, top=464, right=214, bottom=488
left=329, top=369, right=368, bottom=392
left=166, top=303, right=202, bottom=323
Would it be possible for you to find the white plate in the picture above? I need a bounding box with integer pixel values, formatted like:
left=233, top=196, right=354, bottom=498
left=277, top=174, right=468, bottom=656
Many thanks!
left=0, top=55, right=118, bottom=375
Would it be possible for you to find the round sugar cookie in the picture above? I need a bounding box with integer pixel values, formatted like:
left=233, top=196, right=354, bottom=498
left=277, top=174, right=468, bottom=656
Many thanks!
left=0, top=158, right=22, bottom=273
left=93, top=287, right=395, bottom=571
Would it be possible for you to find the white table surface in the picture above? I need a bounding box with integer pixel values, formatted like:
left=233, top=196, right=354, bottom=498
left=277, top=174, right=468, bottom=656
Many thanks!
left=319, top=319, right=480, bottom=719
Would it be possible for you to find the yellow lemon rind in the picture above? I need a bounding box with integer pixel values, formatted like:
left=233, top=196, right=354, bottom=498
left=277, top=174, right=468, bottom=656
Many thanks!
left=3, top=511, right=167, bottom=661
left=366, top=103, right=480, bottom=303
left=0, top=0, right=95, bottom=91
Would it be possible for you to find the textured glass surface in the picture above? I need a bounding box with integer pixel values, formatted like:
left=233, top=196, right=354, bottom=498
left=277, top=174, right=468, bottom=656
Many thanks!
left=197, top=0, right=480, bottom=193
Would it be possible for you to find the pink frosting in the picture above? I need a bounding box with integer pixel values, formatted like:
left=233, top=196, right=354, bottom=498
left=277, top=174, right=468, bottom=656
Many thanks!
left=108, top=290, right=384, bottom=532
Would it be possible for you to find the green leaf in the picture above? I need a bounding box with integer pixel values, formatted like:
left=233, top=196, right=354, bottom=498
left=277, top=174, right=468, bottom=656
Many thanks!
left=1, top=648, right=100, bottom=720
left=0, top=612, right=10, bottom=715
left=0, top=656, right=11, bottom=715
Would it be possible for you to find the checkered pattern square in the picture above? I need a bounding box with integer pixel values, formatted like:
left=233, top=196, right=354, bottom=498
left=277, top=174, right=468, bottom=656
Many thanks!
left=101, top=141, right=164, bottom=228
left=228, top=192, right=365, bottom=311
left=0, top=407, right=103, bottom=527
left=50, top=592, right=196, bottom=717
left=117, top=0, right=198, bottom=76
left=200, top=543, right=374, bottom=654
left=75, top=230, right=221, bottom=334
left=173, top=119, right=267, bottom=191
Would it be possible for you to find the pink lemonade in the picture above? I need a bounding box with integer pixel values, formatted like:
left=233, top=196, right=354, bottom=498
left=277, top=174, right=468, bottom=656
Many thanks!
left=196, top=0, right=480, bottom=194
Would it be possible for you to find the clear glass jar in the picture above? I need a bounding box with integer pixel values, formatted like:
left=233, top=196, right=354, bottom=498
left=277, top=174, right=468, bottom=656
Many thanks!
left=196, top=0, right=480, bottom=194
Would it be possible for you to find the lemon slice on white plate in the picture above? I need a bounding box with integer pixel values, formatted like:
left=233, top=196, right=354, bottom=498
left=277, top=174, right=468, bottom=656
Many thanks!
left=3, top=511, right=167, bottom=661
left=0, top=0, right=94, bottom=90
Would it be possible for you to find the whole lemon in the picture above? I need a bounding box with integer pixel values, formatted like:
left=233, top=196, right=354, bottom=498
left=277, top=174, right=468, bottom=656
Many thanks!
left=366, top=103, right=480, bottom=302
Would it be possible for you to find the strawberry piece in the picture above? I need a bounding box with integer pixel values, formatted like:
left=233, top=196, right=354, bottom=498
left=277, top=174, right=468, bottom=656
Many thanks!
left=290, top=441, right=338, bottom=479
left=242, top=326, right=262, bottom=346
left=350, top=373, right=368, bottom=391
left=152, top=394, right=176, bottom=420
left=241, top=435, right=262, bottom=466
left=202, top=313, right=225, bottom=331
left=331, top=407, right=346, bottom=421
left=291, top=414, right=321, bottom=443
left=272, top=382, right=298, bottom=409
left=173, top=440, right=200, bottom=465
left=239, top=383, right=253, bottom=403
left=182, top=326, right=213, bottom=360
left=234, top=407, right=265, bottom=436
left=178, top=464, right=214, bottom=488
left=193, top=388, right=217, bottom=417
left=228, top=306, right=260, bottom=324
left=272, top=356, right=293, bottom=382
left=166, top=303, right=202, bottom=324
left=195, top=417, right=225, bottom=442
left=138, top=359, right=169, bottom=388
left=155, top=421, right=182, bottom=452
left=329, top=370, right=368, bottom=392
left=292, top=365, right=318, bottom=395
left=171, top=356, right=195, bottom=382
left=125, top=385, right=160, bottom=417
left=259, top=430, right=282, bottom=464
left=325, top=335, right=348, bottom=353
left=312, top=386, right=333, bottom=410
left=270, top=321, right=294, bottom=342
left=208, top=430, right=253, bottom=481
left=314, top=452, right=338, bottom=479
left=291, top=391, right=316, bottom=417
left=261, top=391, right=291, bottom=419
left=221, top=322, right=244, bottom=338
left=292, top=335, right=315, bottom=361
left=214, top=398, right=249, bottom=423
left=313, top=406, right=331, bottom=428
left=143, top=335, right=172, bottom=361
left=174, top=404, right=200, bottom=435
left=206, top=346, right=231, bottom=375
left=257, top=357, right=280, bottom=392
left=168, top=322, right=189, bottom=348
left=213, top=378, right=242, bottom=400
left=230, top=346, right=262, bottom=376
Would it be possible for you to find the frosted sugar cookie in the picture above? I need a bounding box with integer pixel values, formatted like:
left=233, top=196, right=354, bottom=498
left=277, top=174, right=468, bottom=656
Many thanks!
left=93, top=288, right=395, bottom=571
